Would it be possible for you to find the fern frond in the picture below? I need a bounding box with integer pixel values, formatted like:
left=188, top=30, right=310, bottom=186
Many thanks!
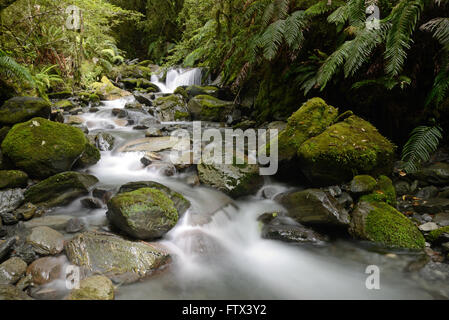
left=0, top=54, right=34, bottom=83
left=425, top=65, right=449, bottom=107
left=259, top=19, right=286, bottom=60
left=421, top=18, right=449, bottom=49
left=384, top=0, right=424, bottom=77
left=401, top=125, right=443, bottom=173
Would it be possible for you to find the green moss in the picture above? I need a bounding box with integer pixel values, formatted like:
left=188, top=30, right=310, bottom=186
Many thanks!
left=273, top=98, right=338, bottom=161
left=195, top=95, right=233, bottom=121
left=1, top=117, right=87, bottom=179
left=376, top=175, right=397, bottom=206
left=174, top=110, right=190, bottom=120
left=75, top=143, right=101, bottom=168
left=426, top=226, right=449, bottom=243
left=0, top=97, right=51, bottom=125
left=298, top=115, right=396, bottom=185
left=350, top=175, right=377, bottom=194
left=53, top=100, right=74, bottom=109
left=361, top=199, right=425, bottom=249
left=174, top=87, right=188, bottom=100
left=0, top=170, right=28, bottom=189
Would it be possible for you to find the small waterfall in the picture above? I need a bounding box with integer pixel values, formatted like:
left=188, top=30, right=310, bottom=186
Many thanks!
left=151, top=68, right=203, bottom=93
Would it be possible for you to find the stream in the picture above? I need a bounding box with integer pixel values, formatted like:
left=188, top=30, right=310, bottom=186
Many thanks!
left=40, top=69, right=446, bottom=300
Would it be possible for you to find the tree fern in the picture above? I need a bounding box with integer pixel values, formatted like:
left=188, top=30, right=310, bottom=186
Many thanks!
left=384, top=0, right=424, bottom=77
left=401, top=125, right=443, bottom=173
left=0, top=51, right=33, bottom=84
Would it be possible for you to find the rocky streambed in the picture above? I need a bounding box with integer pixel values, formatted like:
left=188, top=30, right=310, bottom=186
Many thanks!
left=0, top=67, right=449, bottom=299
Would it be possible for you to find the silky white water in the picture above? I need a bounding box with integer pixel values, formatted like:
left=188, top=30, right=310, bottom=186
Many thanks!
left=151, top=68, right=203, bottom=93
left=44, top=95, right=434, bottom=300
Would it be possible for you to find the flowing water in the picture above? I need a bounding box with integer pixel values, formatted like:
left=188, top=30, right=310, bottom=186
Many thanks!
left=151, top=68, right=203, bottom=93
left=39, top=69, right=449, bottom=299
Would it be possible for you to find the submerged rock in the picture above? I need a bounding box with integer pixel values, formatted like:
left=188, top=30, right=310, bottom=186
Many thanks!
left=350, top=198, right=425, bottom=249
left=277, top=189, right=350, bottom=227
left=0, top=170, right=28, bottom=190
left=24, top=172, right=98, bottom=208
left=298, top=115, right=395, bottom=186
left=107, top=187, right=179, bottom=240
left=0, top=97, right=51, bottom=126
left=64, top=231, right=170, bottom=283
left=1, top=117, right=88, bottom=179
left=67, top=275, right=115, bottom=300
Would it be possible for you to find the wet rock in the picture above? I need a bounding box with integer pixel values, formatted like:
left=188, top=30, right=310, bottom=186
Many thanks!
left=409, top=163, right=449, bottom=186
left=0, top=237, right=16, bottom=262
left=336, top=192, right=354, bottom=209
left=23, top=215, right=73, bottom=231
left=81, top=197, right=103, bottom=209
left=261, top=216, right=327, bottom=245
left=24, top=172, right=98, bottom=208
left=434, top=212, right=449, bottom=227
left=0, top=97, right=51, bottom=126
left=26, top=256, right=65, bottom=285
left=74, top=142, right=101, bottom=169
left=66, top=115, right=84, bottom=125
left=0, top=284, right=33, bottom=300
left=350, top=199, right=425, bottom=249
left=0, top=189, right=24, bottom=224
left=419, top=222, right=439, bottom=232
left=119, top=181, right=191, bottom=216
left=0, top=170, right=28, bottom=189
left=140, top=156, right=153, bottom=167
left=416, top=186, right=439, bottom=200
left=197, top=151, right=264, bottom=198
left=1, top=117, right=88, bottom=179
left=187, top=95, right=236, bottom=122
left=91, top=76, right=131, bottom=101
left=67, top=275, right=114, bottom=300
left=16, top=273, right=32, bottom=291
left=93, top=132, right=115, bottom=151
left=148, top=161, right=176, bottom=176
left=15, top=203, right=38, bottom=221
left=121, top=78, right=159, bottom=92
left=64, top=231, right=170, bottom=284
left=154, top=94, right=190, bottom=122
left=145, top=127, right=163, bottom=137
left=112, top=108, right=128, bottom=118
left=118, top=136, right=189, bottom=153
left=277, top=189, right=350, bottom=227
left=65, top=218, right=86, bottom=234
left=26, top=226, right=64, bottom=255
left=413, top=198, right=449, bottom=214
left=125, top=101, right=144, bottom=111
left=0, top=257, right=27, bottom=285
left=106, top=188, right=179, bottom=240
left=327, top=186, right=342, bottom=198
left=133, top=92, right=153, bottom=106
left=92, top=188, right=113, bottom=203
left=350, top=175, right=377, bottom=195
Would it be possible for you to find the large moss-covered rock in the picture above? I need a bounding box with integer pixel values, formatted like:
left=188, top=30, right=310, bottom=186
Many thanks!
left=68, top=275, right=114, bottom=300
left=74, top=142, right=101, bottom=168
left=350, top=198, right=425, bottom=249
left=298, top=115, right=396, bottom=186
left=187, top=95, right=235, bottom=122
left=24, top=172, right=98, bottom=208
left=0, top=97, right=51, bottom=126
left=0, top=170, right=28, bottom=189
left=154, top=94, right=190, bottom=121
left=64, top=231, right=170, bottom=283
left=184, top=85, right=219, bottom=100
left=197, top=152, right=264, bottom=198
left=277, top=189, right=350, bottom=227
left=121, top=78, right=160, bottom=92
left=118, top=181, right=191, bottom=216
left=1, top=118, right=88, bottom=179
left=106, top=188, right=179, bottom=240
left=91, top=76, right=131, bottom=101
left=275, top=98, right=339, bottom=162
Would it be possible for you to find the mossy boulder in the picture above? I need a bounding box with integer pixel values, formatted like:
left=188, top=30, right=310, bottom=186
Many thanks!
left=118, top=181, right=191, bottom=216
left=425, top=226, right=449, bottom=243
left=0, top=170, right=28, bottom=189
left=64, top=231, right=170, bottom=284
left=106, top=188, right=179, bottom=240
left=350, top=175, right=378, bottom=195
left=68, top=276, right=114, bottom=300
left=1, top=118, right=88, bottom=179
left=187, top=95, right=235, bottom=122
left=24, top=171, right=98, bottom=208
left=350, top=198, right=425, bottom=249
left=277, top=189, right=350, bottom=227
left=53, top=100, right=75, bottom=110
left=274, top=98, right=339, bottom=162
left=121, top=78, right=160, bottom=92
left=298, top=115, right=396, bottom=186
left=91, top=76, right=131, bottom=101
left=74, top=142, right=101, bottom=169
left=154, top=94, right=190, bottom=122
left=185, top=85, right=219, bottom=100
left=0, top=97, right=51, bottom=126
left=375, top=175, right=397, bottom=206
left=0, top=126, right=10, bottom=144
